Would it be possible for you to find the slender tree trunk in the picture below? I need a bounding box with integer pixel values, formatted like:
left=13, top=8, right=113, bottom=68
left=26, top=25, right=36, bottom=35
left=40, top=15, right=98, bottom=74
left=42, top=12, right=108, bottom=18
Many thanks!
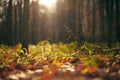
left=95, top=0, right=100, bottom=42
left=102, top=0, right=108, bottom=42
left=87, top=0, right=94, bottom=42
left=75, top=0, right=79, bottom=41
left=14, top=5, right=17, bottom=44
left=106, top=0, right=113, bottom=47
left=82, top=0, right=88, bottom=41
left=16, top=0, right=21, bottom=43
left=86, top=0, right=90, bottom=41
left=22, top=0, right=29, bottom=47
left=6, top=0, right=12, bottom=45
left=79, top=0, right=84, bottom=42
left=18, top=0, right=22, bottom=43
left=111, top=0, right=116, bottom=42
left=116, top=0, right=120, bottom=41
left=99, top=0, right=104, bottom=42
left=92, top=0, right=96, bottom=42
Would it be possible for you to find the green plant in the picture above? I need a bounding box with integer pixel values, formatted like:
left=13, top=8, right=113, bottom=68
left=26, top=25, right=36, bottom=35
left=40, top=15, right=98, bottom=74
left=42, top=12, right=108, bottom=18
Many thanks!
left=84, top=56, right=101, bottom=67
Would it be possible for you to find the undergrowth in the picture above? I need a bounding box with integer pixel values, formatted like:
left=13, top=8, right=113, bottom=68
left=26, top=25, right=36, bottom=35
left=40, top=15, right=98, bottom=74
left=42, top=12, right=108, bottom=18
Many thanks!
left=0, top=40, right=120, bottom=68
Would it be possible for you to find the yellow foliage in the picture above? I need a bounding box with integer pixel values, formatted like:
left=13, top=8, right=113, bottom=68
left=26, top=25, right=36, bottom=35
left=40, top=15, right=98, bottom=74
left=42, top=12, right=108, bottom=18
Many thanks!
left=81, top=67, right=89, bottom=74
left=52, top=60, right=63, bottom=67
left=81, top=66, right=98, bottom=74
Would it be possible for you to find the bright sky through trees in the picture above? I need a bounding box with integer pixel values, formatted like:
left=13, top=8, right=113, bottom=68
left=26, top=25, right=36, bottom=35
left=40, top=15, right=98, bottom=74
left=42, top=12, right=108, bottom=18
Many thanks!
left=39, top=0, right=57, bottom=9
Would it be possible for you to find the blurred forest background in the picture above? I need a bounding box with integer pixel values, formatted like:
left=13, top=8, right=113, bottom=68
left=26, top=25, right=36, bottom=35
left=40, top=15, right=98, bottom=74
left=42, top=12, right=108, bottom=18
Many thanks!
left=0, top=0, right=120, bottom=47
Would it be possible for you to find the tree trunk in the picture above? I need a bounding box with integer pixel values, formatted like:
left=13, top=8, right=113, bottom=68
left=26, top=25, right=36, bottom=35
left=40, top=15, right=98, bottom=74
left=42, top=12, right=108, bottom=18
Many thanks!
left=79, top=0, right=84, bottom=42
left=22, top=0, right=29, bottom=47
left=82, top=0, right=88, bottom=41
left=106, top=0, right=114, bottom=47
left=75, top=0, right=79, bottom=42
left=116, top=0, right=120, bottom=42
left=99, top=0, right=105, bottom=42
left=6, top=0, right=12, bottom=45
left=92, top=0, right=96, bottom=42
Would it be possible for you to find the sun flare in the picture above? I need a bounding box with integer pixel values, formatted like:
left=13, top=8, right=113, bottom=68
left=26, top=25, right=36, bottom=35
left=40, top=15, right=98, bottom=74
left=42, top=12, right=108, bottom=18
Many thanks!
left=39, top=0, right=57, bottom=9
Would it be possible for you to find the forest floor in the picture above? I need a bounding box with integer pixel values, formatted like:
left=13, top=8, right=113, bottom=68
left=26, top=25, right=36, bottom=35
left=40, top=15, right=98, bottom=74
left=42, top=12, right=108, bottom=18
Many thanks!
left=0, top=41, right=120, bottom=80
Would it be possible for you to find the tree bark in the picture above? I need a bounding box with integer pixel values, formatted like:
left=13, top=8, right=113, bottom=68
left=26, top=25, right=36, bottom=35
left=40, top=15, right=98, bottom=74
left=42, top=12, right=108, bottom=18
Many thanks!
left=22, top=0, right=29, bottom=47
left=106, top=0, right=114, bottom=47
left=116, top=0, right=120, bottom=41
left=6, top=0, right=12, bottom=45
